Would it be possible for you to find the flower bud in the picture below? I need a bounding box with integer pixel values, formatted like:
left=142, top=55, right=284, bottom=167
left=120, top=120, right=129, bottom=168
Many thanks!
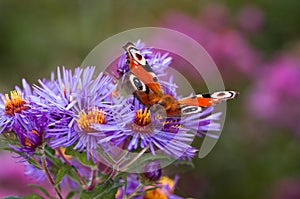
left=140, top=160, right=162, bottom=185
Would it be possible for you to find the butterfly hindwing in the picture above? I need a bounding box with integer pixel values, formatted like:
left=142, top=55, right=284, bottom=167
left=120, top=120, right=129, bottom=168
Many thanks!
left=178, top=91, right=239, bottom=107
left=180, top=105, right=204, bottom=115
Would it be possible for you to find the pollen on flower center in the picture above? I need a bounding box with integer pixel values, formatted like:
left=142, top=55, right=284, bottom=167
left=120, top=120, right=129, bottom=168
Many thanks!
left=143, top=189, right=168, bottom=199
left=143, top=188, right=168, bottom=199
left=160, top=176, right=175, bottom=191
left=76, top=107, right=106, bottom=132
left=135, top=108, right=151, bottom=126
left=127, top=108, right=154, bottom=134
left=143, top=176, right=175, bottom=199
left=2, top=90, right=29, bottom=116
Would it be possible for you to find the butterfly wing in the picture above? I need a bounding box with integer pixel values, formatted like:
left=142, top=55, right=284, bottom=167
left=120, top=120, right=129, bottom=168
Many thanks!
left=177, top=91, right=239, bottom=115
left=123, top=42, right=164, bottom=97
left=121, top=42, right=239, bottom=116
left=116, top=71, right=159, bottom=106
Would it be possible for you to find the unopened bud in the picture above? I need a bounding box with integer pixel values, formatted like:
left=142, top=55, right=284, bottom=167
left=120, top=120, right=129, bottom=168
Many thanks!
left=140, top=160, right=162, bottom=185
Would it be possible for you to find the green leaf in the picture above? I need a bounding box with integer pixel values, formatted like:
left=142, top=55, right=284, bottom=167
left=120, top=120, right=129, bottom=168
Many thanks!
left=80, top=181, right=123, bottom=199
left=173, top=159, right=195, bottom=168
left=23, top=193, right=44, bottom=199
left=55, top=165, right=69, bottom=185
left=44, top=145, right=63, bottom=166
left=29, top=184, right=51, bottom=198
left=66, top=191, right=77, bottom=199
left=0, top=147, right=16, bottom=152
left=27, top=158, right=42, bottom=170
left=2, top=132, right=18, bottom=144
left=64, top=166, right=82, bottom=185
left=44, top=145, right=55, bottom=155
left=65, top=147, right=95, bottom=166
left=123, top=173, right=128, bottom=195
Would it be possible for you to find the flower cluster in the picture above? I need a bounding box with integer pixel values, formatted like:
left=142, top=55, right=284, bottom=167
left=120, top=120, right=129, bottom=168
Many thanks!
left=0, top=41, right=222, bottom=198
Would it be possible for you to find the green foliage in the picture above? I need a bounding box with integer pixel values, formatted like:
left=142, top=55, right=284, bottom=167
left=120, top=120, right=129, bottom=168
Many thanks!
left=80, top=181, right=123, bottom=199
left=65, top=146, right=95, bottom=166
left=66, top=191, right=77, bottom=199
left=55, top=165, right=69, bottom=185
left=23, top=194, right=44, bottom=199
left=29, top=184, right=52, bottom=199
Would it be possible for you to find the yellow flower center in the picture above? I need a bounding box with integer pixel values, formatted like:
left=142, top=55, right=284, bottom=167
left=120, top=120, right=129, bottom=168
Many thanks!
left=76, top=107, right=106, bottom=132
left=127, top=108, right=155, bottom=134
left=135, top=108, right=151, bottom=126
left=2, top=91, right=29, bottom=116
left=160, top=176, right=175, bottom=192
left=143, top=176, right=175, bottom=199
left=143, top=189, right=168, bottom=199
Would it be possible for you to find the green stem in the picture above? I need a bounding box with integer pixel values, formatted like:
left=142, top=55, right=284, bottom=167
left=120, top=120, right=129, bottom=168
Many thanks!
left=56, top=147, right=87, bottom=186
left=41, top=148, right=63, bottom=199
left=121, top=173, right=128, bottom=199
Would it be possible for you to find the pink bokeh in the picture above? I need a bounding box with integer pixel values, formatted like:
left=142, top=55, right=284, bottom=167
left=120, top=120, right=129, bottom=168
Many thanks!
left=0, top=151, right=52, bottom=197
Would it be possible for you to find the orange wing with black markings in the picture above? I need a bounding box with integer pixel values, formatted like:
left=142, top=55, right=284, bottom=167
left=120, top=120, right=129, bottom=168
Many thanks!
left=121, top=42, right=239, bottom=116
left=178, top=91, right=239, bottom=107
left=123, top=42, right=164, bottom=97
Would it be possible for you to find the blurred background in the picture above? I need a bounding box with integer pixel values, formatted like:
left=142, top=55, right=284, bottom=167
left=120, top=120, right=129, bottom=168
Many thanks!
left=0, top=0, right=300, bottom=198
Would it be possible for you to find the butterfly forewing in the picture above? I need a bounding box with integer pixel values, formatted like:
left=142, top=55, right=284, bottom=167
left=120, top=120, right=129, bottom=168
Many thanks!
left=123, top=42, right=164, bottom=96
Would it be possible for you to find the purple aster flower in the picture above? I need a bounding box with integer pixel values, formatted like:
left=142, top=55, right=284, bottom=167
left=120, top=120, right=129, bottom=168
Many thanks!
left=0, top=79, right=37, bottom=134
left=106, top=41, right=222, bottom=159
left=98, top=96, right=221, bottom=159
left=10, top=112, right=47, bottom=157
left=0, top=78, right=48, bottom=159
left=33, top=66, right=121, bottom=160
left=97, top=103, right=192, bottom=158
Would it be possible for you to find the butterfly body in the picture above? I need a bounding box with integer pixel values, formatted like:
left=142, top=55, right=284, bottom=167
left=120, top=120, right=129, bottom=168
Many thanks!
left=120, top=42, right=238, bottom=116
